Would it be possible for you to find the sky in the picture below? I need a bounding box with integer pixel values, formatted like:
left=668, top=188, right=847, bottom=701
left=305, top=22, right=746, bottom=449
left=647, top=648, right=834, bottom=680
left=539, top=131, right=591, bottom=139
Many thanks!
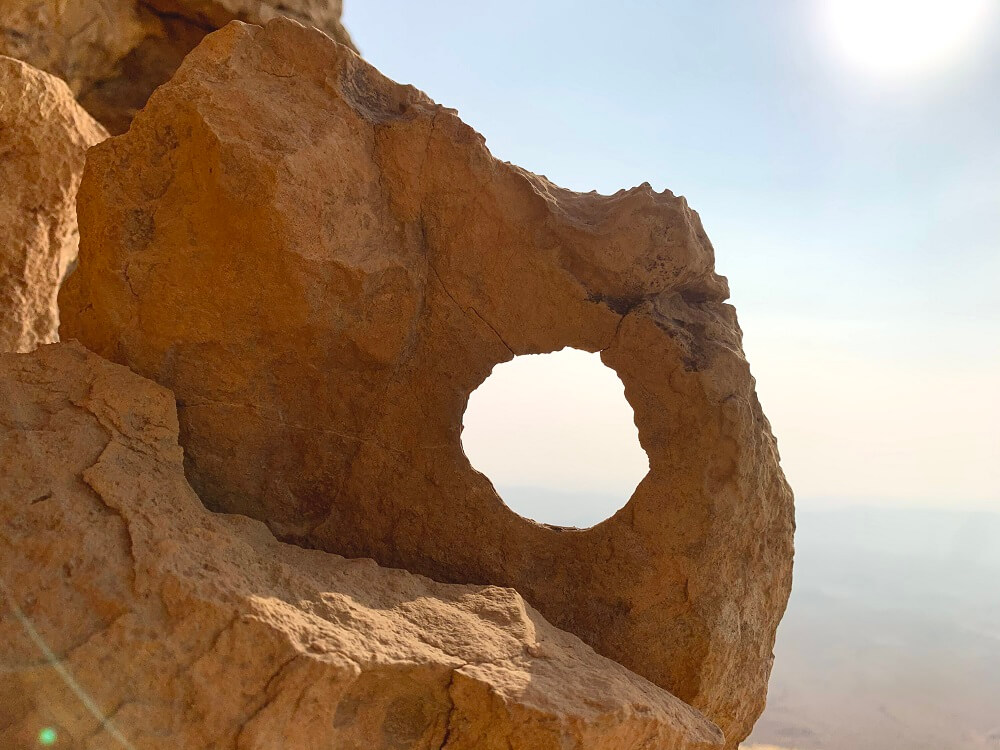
left=344, top=0, right=1000, bottom=520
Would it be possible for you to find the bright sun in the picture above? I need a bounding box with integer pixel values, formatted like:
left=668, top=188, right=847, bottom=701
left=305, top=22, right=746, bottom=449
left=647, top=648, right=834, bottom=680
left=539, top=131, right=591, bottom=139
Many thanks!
left=821, top=0, right=994, bottom=77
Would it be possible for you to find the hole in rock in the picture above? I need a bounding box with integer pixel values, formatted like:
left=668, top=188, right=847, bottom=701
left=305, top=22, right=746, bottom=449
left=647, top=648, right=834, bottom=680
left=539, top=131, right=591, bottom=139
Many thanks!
left=462, top=348, right=649, bottom=528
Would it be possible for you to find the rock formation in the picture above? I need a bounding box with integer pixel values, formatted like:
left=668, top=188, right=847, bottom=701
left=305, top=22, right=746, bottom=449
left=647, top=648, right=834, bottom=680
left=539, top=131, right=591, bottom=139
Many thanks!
left=60, top=18, right=795, bottom=746
left=0, top=0, right=353, bottom=133
left=0, top=57, right=107, bottom=354
left=0, top=342, right=725, bottom=750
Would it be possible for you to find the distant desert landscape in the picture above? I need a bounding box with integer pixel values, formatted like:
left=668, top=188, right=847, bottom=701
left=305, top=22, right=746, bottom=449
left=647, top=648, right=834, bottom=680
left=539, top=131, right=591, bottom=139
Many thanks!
left=744, top=508, right=1000, bottom=750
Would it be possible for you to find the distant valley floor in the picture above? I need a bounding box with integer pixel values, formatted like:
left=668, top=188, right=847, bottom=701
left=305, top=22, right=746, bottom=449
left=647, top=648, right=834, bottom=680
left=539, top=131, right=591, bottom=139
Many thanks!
left=745, top=508, right=1000, bottom=750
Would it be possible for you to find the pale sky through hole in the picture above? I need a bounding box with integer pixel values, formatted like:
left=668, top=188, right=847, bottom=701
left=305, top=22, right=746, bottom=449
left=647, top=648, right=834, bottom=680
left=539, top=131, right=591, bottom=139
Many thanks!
left=462, top=348, right=649, bottom=526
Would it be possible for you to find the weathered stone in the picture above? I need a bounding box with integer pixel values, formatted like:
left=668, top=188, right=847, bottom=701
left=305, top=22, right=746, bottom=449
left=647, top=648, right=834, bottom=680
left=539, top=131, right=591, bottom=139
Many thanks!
left=0, top=341, right=724, bottom=750
left=0, top=0, right=353, bottom=133
left=60, top=19, right=795, bottom=745
left=0, top=57, right=107, bottom=354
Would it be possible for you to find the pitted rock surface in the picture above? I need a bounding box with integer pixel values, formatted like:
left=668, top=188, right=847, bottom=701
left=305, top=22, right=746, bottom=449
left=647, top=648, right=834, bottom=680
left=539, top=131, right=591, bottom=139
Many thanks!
left=0, top=342, right=723, bottom=750
left=0, top=57, right=107, bottom=354
left=0, top=0, right=353, bottom=133
left=60, top=19, right=795, bottom=745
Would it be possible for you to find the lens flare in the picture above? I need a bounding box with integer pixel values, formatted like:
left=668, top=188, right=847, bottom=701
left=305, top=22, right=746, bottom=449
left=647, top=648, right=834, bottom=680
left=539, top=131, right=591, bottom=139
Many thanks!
left=0, top=576, right=137, bottom=750
left=38, top=727, right=57, bottom=746
left=820, top=0, right=993, bottom=77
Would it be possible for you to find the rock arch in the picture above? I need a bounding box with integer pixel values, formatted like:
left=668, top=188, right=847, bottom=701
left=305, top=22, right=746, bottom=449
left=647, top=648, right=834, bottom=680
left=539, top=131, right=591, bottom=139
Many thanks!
left=60, top=19, right=795, bottom=745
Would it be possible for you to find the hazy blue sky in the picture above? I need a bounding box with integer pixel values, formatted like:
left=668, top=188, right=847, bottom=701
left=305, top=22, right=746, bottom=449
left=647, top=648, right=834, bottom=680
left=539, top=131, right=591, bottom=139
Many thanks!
left=345, top=1, right=1000, bottom=517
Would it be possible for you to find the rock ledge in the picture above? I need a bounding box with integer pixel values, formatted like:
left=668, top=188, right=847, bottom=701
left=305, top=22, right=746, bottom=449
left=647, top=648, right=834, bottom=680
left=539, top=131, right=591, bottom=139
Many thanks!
left=0, top=342, right=723, bottom=750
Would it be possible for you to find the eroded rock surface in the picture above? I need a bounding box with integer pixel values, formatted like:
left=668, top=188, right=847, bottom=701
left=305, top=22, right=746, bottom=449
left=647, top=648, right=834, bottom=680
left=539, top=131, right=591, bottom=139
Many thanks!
left=0, top=57, right=107, bottom=354
left=0, top=342, right=724, bottom=750
left=60, top=19, right=795, bottom=745
left=0, top=0, right=353, bottom=133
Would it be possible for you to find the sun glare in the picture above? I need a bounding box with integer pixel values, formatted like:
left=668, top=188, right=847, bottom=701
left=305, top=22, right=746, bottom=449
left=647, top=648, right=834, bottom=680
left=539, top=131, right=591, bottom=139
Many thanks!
left=821, top=0, right=993, bottom=77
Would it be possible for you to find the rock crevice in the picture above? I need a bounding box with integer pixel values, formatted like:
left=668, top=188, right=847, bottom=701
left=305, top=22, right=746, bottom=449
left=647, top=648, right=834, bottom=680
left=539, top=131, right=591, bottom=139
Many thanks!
left=0, top=0, right=354, bottom=132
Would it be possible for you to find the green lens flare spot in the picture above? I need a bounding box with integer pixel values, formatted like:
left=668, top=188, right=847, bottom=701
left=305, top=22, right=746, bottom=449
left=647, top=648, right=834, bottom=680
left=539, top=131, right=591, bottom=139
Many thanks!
left=38, top=727, right=58, bottom=746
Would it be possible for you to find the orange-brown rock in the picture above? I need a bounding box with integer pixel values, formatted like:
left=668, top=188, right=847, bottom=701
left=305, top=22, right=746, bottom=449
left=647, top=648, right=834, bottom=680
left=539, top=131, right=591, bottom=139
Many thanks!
left=0, top=0, right=353, bottom=133
left=60, top=19, right=795, bottom=745
left=0, top=57, right=107, bottom=354
left=0, top=342, right=724, bottom=750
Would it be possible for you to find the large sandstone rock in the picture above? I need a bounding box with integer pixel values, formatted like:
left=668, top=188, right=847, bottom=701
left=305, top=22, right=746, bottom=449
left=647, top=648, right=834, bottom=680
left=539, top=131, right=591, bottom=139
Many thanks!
left=60, top=19, right=795, bottom=745
left=0, top=342, right=724, bottom=750
left=0, top=57, right=106, bottom=354
left=0, top=0, right=353, bottom=133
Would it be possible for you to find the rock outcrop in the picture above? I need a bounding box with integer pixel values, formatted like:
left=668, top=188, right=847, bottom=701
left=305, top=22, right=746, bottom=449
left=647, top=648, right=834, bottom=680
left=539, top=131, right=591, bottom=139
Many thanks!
left=59, top=19, right=794, bottom=745
left=0, top=342, right=724, bottom=750
left=0, top=57, right=107, bottom=354
left=0, top=0, right=353, bottom=133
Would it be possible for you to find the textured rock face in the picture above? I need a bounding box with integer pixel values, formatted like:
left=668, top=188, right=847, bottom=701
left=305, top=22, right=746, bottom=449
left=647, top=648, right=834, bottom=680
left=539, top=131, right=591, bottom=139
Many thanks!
left=0, top=0, right=353, bottom=133
left=60, top=19, right=795, bottom=745
left=0, top=57, right=107, bottom=354
left=0, top=342, right=724, bottom=750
